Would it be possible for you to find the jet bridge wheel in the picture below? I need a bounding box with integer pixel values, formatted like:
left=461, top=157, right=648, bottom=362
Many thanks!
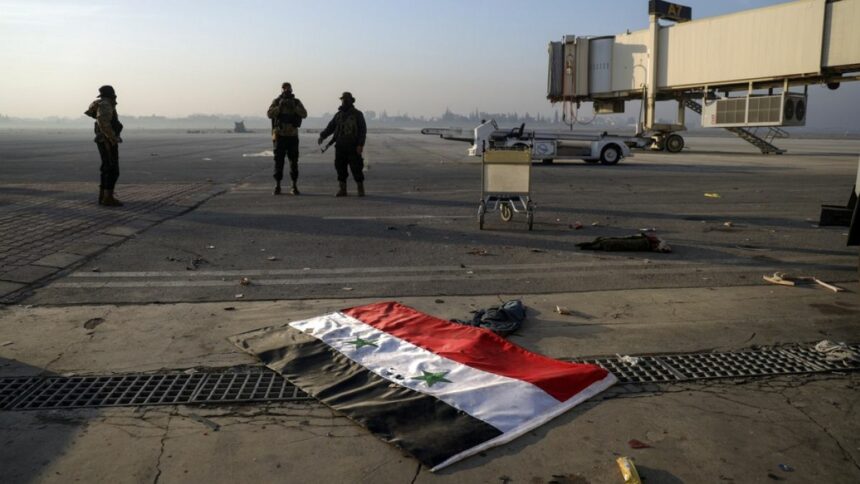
left=665, top=134, right=685, bottom=153
left=600, top=145, right=621, bottom=165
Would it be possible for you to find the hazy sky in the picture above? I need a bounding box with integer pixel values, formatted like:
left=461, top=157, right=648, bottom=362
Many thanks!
left=2, top=0, right=858, bottom=119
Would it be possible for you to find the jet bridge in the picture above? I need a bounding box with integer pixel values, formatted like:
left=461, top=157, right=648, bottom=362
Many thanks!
left=547, top=0, right=860, bottom=153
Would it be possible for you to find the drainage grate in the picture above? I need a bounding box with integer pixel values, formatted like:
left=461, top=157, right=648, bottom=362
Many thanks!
left=577, top=344, right=859, bottom=385
left=2, top=368, right=311, bottom=411
left=2, top=345, right=857, bottom=410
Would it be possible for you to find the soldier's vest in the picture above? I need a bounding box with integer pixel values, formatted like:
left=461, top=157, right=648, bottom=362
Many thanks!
left=335, top=110, right=359, bottom=145
left=274, top=98, right=302, bottom=138
left=85, top=100, right=122, bottom=141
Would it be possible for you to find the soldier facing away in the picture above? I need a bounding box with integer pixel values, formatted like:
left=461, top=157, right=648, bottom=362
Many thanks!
left=318, top=92, right=367, bottom=197
left=267, top=82, right=308, bottom=195
left=84, top=85, right=124, bottom=206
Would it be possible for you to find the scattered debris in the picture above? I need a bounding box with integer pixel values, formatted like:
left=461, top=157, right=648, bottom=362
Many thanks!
left=467, top=248, right=491, bottom=256
left=234, top=294, right=244, bottom=299
left=186, top=257, right=207, bottom=271
left=435, top=299, right=445, bottom=304
left=639, top=227, right=656, bottom=232
left=617, top=355, right=641, bottom=366
left=452, top=300, right=526, bottom=336
left=83, top=318, right=105, bottom=330
left=206, top=245, right=216, bottom=249
left=239, top=277, right=251, bottom=286
left=577, top=234, right=671, bottom=253
left=591, top=221, right=601, bottom=227
left=223, top=307, right=236, bottom=311
left=0, top=341, right=13, bottom=347
left=778, top=464, right=794, bottom=473
left=573, top=222, right=584, bottom=230
left=616, top=457, right=642, bottom=484
left=91, top=267, right=101, bottom=272
left=183, top=368, right=198, bottom=375
left=767, top=472, right=785, bottom=481
left=188, top=413, right=221, bottom=432
left=466, top=270, right=475, bottom=275
left=342, top=287, right=354, bottom=291
left=555, top=305, right=572, bottom=316
left=267, top=256, right=279, bottom=261
left=530, top=248, right=547, bottom=253
left=814, top=340, right=858, bottom=362
left=627, top=439, right=651, bottom=449
left=704, top=193, right=721, bottom=198
left=723, top=221, right=734, bottom=228
left=762, top=272, right=844, bottom=292
left=387, top=226, right=397, bottom=231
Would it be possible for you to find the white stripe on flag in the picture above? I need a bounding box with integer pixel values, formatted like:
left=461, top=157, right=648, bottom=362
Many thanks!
left=290, top=312, right=562, bottom=434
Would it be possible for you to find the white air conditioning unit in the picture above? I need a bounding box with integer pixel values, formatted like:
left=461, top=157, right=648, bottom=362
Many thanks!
left=701, top=94, right=807, bottom=128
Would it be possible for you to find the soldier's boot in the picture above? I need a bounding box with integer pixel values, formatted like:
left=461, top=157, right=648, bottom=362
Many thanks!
left=335, top=182, right=347, bottom=197
left=290, top=181, right=300, bottom=195
left=98, top=188, right=106, bottom=206
left=273, top=182, right=282, bottom=195
left=102, top=190, right=124, bottom=207
left=357, top=182, right=365, bottom=197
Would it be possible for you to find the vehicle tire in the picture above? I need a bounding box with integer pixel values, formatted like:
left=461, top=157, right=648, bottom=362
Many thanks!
left=665, top=134, right=685, bottom=153
left=500, top=202, right=513, bottom=222
left=600, top=145, right=622, bottom=165
left=541, top=158, right=554, bottom=164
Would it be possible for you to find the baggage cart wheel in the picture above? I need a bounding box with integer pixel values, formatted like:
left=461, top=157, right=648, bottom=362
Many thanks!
left=500, top=202, right=513, bottom=222
left=600, top=145, right=622, bottom=165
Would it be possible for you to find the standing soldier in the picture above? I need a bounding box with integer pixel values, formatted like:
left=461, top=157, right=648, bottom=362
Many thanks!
left=318, top=92, right=367, bottom=197
left=267, top=82, right=308, bottom=195
left=84, top=85, right=124, bottom=207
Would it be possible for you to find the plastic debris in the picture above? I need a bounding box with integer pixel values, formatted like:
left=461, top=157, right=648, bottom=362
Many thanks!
left=639, top=227, right=657, bottom=232
left=206, top=245, right=216, bottom=249
left=617, top=354, right=641, bottom=366
left=814, top=340, right=858, bottom=362
left=762, top=272, right=845, bottom=292
left=616, top=457, right=642, bottom=484
left=91, top=267, right=101, bottom=272
left=628, top=439, right=651, bottom=449
left=778, top=464, right=794, bottom=473
left=555, top=305, right=572, bottom=315
left=189, top=413, right=221, bottom=431
left=704, top=193, right=721, bottom=198
left=724, top=221, right=734, bottom=227
left=239, top=277, right=251, bottom=286
left=234, top=294, right=244, bottom=299
left=267, top=256, right=279, bottom=261
left=342, top=287, right=353, bottom=291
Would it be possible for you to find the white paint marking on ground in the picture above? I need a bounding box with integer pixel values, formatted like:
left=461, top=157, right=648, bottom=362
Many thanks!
left=322, top=215, right=473, bottom=220
left=51, top=265, right=761, bottom=289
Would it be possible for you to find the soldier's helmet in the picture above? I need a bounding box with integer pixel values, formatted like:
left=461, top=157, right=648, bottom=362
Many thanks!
left=98, top=85, right=117, bottom=98
left=340, top=92, right=355, bottom=103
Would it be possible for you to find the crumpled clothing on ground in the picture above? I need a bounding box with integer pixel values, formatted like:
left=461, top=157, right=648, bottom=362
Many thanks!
left=576, top=233, right=672, bottom=253
left=452, top=299, right=526, bottom=336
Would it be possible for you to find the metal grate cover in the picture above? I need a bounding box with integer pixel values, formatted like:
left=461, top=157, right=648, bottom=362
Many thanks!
left=2, top=368, right=310, bottom=411
left=579, top=344, right=860, bottom=385
left=1, top=344, right=857, bottom=410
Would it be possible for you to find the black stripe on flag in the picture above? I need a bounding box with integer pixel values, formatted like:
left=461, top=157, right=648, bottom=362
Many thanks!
left=249, top=327, right=504, bottom=469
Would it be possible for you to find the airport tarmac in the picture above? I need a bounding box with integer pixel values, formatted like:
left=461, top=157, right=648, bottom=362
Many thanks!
left=1, top=129, right=859, bottom=483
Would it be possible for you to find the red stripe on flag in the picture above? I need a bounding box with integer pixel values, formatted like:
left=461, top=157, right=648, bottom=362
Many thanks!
left=343, top=302, right=609, bottom=402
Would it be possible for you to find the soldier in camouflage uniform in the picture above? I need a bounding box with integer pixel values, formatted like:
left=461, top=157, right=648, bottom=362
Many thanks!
left=267, top=82, right=308, bottom=195
left=84, top=85, right=124, bottom=207
left=318, top=92, right=367, bottom=197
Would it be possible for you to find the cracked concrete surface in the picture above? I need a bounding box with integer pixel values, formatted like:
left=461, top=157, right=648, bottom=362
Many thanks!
left=0, top=286, right=858, bottom=483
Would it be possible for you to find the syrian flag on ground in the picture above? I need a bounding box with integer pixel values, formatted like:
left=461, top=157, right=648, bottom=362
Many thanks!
left=231, top=302, right=616, bottom=471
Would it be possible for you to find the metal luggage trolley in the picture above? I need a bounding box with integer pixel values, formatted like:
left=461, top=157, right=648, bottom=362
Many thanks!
left=478, top=148, right=534, bottom=230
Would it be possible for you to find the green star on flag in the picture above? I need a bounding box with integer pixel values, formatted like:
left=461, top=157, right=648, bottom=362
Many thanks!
left=346, top=337, right=378, bottom=349
left=412, top=370, right=452, bottom=387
